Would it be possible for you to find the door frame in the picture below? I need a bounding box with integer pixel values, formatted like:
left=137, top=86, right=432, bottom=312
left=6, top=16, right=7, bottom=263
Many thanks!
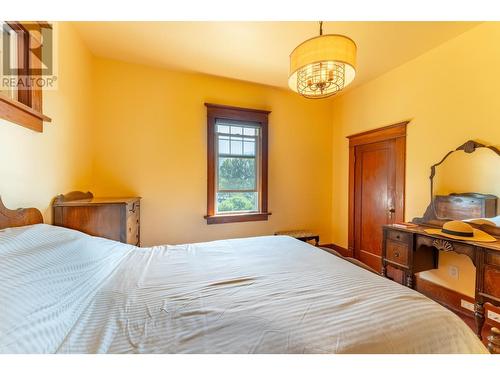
left=347, top=121, right=409, bottom=258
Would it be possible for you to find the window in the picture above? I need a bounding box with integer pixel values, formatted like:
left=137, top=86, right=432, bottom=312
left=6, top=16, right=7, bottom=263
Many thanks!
left=205, top=103, right=271, bottom=224
left=0, top=22, right=51, bottom=131
left=0, top=23, right=19, bottom=102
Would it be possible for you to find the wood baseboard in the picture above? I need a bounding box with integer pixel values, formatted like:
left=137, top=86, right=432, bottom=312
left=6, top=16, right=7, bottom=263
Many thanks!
left=414, top=274, right=473, bottom=317
left=319, top=243, right=350, bottom=257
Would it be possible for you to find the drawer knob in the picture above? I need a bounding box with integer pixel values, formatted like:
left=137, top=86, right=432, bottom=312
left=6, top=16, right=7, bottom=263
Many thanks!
left=394, top=251, right=400, bottom=258
left=396, top=235, right=400, bottom=240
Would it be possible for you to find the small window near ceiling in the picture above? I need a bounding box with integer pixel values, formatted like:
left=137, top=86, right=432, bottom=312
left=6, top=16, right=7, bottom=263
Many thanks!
left=205, top=103, right=271, bottom=224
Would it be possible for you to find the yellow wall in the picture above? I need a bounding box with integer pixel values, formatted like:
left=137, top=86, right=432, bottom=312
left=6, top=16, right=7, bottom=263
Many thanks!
left=331, top=22, right=500, bottom=297
left=0, top=23, right=93, bottom=221
left=91, top=57, right=333, bottom=246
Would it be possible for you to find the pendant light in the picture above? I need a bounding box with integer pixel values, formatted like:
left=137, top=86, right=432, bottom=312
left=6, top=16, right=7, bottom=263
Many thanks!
left=288, top=22, right=357, bottom=99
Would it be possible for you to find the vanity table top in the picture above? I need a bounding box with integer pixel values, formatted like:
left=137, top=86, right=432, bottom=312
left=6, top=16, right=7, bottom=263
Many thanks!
left=384, top=223, right=500, bottom=252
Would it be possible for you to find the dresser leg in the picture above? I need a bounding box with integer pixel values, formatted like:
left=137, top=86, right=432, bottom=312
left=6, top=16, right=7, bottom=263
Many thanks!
left=405, top=273, right=414, bottom=288
left=474, top=302, right=485, bottom=340
left=381, top=262, right=387, bottom=277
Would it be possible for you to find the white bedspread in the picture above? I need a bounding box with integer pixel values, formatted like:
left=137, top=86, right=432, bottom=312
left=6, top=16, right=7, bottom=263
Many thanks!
left=0, top=224, right=487, bottom=353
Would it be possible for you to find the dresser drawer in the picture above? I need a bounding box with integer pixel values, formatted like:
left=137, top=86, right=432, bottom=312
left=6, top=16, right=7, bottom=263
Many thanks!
left=387, top=230, right=410, bottom=243
left=386, top=239, right=409, bottom=267
left=485, top=251, right=500, bottom=267
left=416, top=235, right=474, bottom=255
left=483, top=264, right=500, bottom=299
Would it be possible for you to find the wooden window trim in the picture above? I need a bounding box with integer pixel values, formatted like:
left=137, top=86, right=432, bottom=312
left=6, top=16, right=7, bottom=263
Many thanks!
left=205, top=103, right=271, bottom=224
left=0, top=21, right=51, bottom=132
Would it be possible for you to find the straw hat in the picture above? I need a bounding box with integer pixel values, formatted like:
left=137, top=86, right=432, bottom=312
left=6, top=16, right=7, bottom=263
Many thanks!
left=424, top=220, right=497, bottom=242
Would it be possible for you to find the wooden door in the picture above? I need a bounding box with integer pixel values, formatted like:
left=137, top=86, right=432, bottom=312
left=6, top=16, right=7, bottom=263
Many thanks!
left=348, top=122, right=407, bottom=272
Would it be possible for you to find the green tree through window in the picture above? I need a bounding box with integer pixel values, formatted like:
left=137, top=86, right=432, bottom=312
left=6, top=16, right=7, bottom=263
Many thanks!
left=217, top=192, right=256, bottom=212
left=215, top=121, right=259, bottom=213
left=218, top=158, right=256, bottom=190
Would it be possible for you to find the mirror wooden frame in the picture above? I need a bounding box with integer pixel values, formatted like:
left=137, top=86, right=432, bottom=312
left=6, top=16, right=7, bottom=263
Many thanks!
left=413, top=140, right=500, bottom=237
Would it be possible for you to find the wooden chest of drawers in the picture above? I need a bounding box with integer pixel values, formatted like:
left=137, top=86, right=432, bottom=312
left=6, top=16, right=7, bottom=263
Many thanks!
left=53, top=191, right=141, bottom=246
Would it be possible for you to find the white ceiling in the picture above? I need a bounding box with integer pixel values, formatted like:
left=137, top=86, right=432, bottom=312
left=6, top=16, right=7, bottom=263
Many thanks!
left=73, top=21, right=480, bottom=91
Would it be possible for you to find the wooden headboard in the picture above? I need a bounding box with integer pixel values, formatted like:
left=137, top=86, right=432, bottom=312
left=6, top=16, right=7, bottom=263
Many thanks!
left=0, top=196, right=43, bottom=230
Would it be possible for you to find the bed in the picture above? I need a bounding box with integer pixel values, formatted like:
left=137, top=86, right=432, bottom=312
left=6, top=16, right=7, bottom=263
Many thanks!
left=0, top=199, right=488, bottom=354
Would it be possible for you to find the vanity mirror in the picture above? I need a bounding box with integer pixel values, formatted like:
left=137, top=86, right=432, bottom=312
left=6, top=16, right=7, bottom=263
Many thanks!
left=413, top=140, right=500, bottom=236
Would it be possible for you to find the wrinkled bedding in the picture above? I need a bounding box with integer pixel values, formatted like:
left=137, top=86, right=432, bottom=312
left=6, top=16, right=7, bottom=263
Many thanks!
left=0, top=224, right=488, bottom=353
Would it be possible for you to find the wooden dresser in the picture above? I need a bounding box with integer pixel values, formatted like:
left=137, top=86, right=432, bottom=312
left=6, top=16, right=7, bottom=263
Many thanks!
left=53, top=191, right=141, bottom=246
left=381, top=224, right=500, bottom=339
